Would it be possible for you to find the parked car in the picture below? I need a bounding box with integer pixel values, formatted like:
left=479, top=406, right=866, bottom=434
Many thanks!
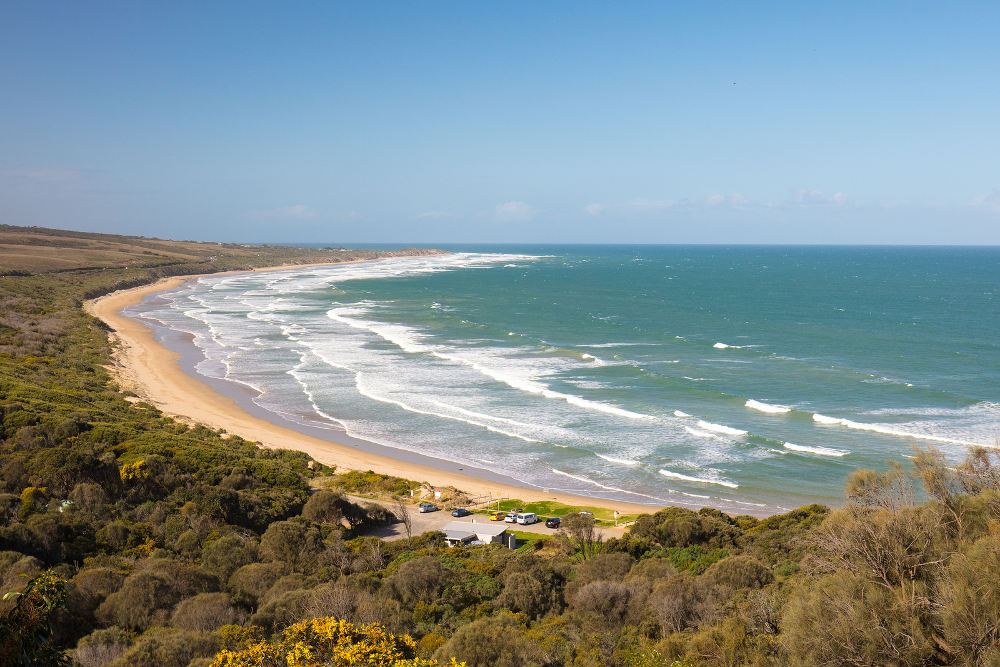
left=418, top=503, right=439, bottom=513
left=517, top=512, right=539, bottom=525
left=504, top=512, right=519, bottom=523
left=451, top=508, right=471, bottom=517
left=489, top=511, right=506, bottom=521
left=545, top=517, right=561, bottom=529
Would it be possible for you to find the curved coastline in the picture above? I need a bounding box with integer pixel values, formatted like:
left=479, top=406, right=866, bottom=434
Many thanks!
left=85, top=259, right=683, bottom=517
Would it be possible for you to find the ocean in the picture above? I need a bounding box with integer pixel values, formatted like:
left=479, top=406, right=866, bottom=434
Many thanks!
left=126, top=245, right=1000, bottom=514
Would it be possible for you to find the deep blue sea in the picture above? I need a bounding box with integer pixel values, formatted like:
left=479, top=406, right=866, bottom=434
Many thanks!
left=127, top=246, right=1000, bottom=513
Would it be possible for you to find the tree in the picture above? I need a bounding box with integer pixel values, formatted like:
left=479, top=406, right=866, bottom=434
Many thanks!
left=562, top=513, right=601, bottom=560
left=938, top=536, right=1000, bottom=664
left=780, top=570, right=938, bottom=665
left=259, top=520, right=323, bottom=573
left=386, top=557, right=447, bottom=606
left=495, top=572, right=546, bottom=619
left=0, top=569, right=70, bottom=666
left=393, top=496, right=413, bottom=543
left=201, top=534, right=256, bottom=582
left=302, top=490, right=346, bottom=525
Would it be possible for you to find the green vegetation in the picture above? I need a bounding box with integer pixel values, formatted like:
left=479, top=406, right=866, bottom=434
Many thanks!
left=489, top=499, right=640, bottom=526
left=3, top=225, right=1000, bottom=665
left=313, top=471, right=424, bottom=500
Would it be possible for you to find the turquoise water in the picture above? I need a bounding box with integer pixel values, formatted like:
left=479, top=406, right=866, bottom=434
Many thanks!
left=128, top=246, right=1000, bottom=513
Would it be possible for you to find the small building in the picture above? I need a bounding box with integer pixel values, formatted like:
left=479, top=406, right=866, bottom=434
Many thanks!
left=442, top=520, right=509, bottom=548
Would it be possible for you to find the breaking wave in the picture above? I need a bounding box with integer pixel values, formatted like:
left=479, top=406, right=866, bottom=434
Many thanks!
left=746, top=399, right=791, bottom=414
left=658, top=469, right=739, bottom=488
left=783, top=442, right=848, bottom=457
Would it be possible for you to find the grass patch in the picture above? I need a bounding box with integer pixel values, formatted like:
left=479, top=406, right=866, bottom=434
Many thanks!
left=477, top=499, right=639, bottom=526
left=512, top=530, right=550, bottom=551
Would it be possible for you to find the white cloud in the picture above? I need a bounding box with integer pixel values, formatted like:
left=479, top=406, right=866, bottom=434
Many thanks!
left=494, top=200, right=536, bottom=222
left=703, top=193, right=750, bottom=208
left=250, top=204, right=318, bottom=220
left=785, top=189, right=848, bottom=206
left=416, top=210, right=454, bottom=220
left=584, top=199, right=674, bottom=216
left=973, top=188, right=1000, bottom=211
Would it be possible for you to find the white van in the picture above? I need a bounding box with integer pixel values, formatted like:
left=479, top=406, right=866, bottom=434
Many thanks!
left=516, top=512, right=538, bottom=525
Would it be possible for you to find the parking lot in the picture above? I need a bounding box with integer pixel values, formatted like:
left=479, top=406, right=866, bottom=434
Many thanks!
left=351, top=496, right=627, bottom=541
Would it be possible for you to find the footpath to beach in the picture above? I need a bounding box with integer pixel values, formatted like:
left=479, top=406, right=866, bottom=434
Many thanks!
left=85, top=260, right=662, bottom=517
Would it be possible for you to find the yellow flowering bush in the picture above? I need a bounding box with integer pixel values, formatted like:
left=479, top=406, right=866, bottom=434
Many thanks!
left=211, top=617, right=465, bottom=667
left=119, top=459, right=149, bottom=482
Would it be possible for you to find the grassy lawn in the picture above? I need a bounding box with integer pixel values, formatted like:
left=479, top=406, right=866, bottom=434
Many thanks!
left=475, top=499, right=640, bottom=526
left=511, top=530, right=550, bottom=550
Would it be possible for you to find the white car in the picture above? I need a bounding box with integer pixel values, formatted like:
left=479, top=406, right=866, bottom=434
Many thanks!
left=418, top=503, right=439, bottom=513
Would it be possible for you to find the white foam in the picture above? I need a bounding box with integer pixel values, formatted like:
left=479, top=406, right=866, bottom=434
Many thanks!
left=425, top=399, right=545, bottom=432
left=812, top=413, right=987, bottom=447
left=746, top=399, right=791, bottom=414
left=580, top=353, right=607, bottom=366
left=674, top=410, right=692, bottom=417
left=326, top=307, right=431, bottom=354
left=325, top=307, right=652, bottom=420
left=211, top=252, right=548, bottom=295
left=430, top=349, right=655, bottom=421
left=353, top=373, right=544, bottom=443
left=696, top=420, right=748, bottom=436
left=551, top=468, right=624, bottom=493
left=812, top=413, right=841, bottom=425
left=684, top=426, right=719, bottom=439
left=713, top=342, right=755, bottom=349
left=658, top=469, right=739, bottom=488
left=596, top=453, right=640, bottom=466
left=783, top=442, right=848, bottom=457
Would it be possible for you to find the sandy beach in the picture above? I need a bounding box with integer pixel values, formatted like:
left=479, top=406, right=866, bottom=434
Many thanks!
left=85, top=260, right=664, bottom=517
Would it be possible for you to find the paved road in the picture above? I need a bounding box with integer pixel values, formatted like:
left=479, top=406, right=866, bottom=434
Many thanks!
left=349, top=495, right=627, bottom=541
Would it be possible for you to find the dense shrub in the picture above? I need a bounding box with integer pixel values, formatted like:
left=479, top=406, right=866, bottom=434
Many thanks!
left=386, top=556, right=448, bottom=606
left=171, top=592, right=242, bottom=631
left=703, top=555, right=773, bottom=590
left=434, top=613, right=544, bottom=667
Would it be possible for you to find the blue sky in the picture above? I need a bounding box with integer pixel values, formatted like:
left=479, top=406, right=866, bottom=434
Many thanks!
left=1, top=2, right=998, bottom=243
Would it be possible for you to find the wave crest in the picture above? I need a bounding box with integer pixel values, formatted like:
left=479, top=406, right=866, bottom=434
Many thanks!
left=746, top=399, right=791, bottom=414
left=658, top=469, right=739, bottom=488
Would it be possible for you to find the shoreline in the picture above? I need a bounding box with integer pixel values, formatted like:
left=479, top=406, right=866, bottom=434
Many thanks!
left=85, top=258, right=676, bottom=517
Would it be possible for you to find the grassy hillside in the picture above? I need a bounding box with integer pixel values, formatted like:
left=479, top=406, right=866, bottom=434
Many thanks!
left=0, top=224, right=434, bottom=276
left=2, top=225, right=999, bottom=666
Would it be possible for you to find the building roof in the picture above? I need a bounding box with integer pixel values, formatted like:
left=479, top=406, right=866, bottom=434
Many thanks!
left=444, top=530, right=476, bottom=542
left=442, top=520, right=508, bottom=537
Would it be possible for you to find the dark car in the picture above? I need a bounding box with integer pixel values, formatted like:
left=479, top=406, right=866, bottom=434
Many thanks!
left=545, top=517, right=561, bottom=529
left=451, top=508, right=471, bottom=517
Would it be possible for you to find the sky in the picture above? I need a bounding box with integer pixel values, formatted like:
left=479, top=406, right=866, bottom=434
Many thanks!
left=1, top=2, right=998, bottom=244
